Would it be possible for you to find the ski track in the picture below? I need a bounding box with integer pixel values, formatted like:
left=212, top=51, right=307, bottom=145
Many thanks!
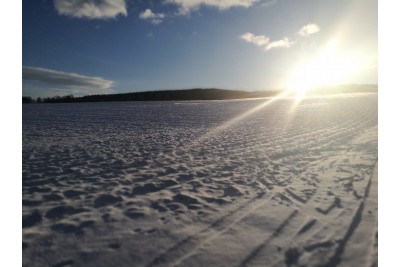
left=22, top=94, right=378, bottom=267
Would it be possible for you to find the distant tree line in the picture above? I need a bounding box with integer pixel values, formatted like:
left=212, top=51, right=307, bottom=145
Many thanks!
left=22, top=89, right=278, bottom=104
left=74, top=89, right=280, bottom=102
left=22, top=85, right=377, bottom=104
left=23, top=94, right=76, bottom=104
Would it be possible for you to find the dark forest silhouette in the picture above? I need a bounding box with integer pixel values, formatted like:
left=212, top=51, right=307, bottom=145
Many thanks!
left=22, top=85, right=377, bottom=104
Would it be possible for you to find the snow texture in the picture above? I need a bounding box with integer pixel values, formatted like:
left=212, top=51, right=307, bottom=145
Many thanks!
left=23, top=94, right=378, bottom=267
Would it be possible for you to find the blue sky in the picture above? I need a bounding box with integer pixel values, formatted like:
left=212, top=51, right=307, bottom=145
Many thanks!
left=22, top=0, right=377, bottom=97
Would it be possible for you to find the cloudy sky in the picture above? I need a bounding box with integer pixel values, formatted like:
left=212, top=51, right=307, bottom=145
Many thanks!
left=22, top=0, right=377, bottom=97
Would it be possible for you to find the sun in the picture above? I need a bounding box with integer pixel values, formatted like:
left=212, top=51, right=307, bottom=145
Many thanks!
left=285, top=40, right=368, bottom=96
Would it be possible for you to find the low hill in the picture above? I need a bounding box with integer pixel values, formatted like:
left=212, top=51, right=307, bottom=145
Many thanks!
left=23, top=85, right=377, bottom=103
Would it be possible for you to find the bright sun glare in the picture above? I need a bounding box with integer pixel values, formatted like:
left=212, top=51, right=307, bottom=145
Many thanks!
left=286, top=40, right=370, bottom=95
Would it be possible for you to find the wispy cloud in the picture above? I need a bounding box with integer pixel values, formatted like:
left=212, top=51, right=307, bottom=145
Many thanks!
left=240, top=32, right=293, bottom=51
left=240, top=32, right=269, bottom=46
left=139, top=9, right=165, bottom=25
left=298, top=23, right=320, bottom=37
left=54, top=0, right=127, bottom=19
left=165, top=0, right=259, bottom=14
left=23, top=66, right=114, bottom=90
left=241, top=22, right=319, bottom=51
left=265, top=37, right=293, bottom=50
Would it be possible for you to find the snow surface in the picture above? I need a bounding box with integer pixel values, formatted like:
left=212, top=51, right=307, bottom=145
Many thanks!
left=22, top=94, right=378, bottom=267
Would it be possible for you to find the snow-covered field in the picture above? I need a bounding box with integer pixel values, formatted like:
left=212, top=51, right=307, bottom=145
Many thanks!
left=22, top=93, right=378, bottom=267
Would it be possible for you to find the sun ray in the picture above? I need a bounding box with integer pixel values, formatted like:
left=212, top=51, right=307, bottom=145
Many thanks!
left=182, top=90, right=293, bottom=150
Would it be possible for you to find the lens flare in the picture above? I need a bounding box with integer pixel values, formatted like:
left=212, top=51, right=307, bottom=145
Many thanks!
left=286, top=40, right=372, bottom=95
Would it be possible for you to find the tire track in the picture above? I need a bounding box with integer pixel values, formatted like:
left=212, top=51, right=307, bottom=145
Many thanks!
left=239, top=210, right=299, bottom=267
left=145, top=191, right=275, bottom=267
left=228, top=154, right=377, bottom=267
left=145, top=149, right=342, bottom=267
left=322, top=162, right=377, bottom=267
left=23, top=95, right=378, bottom=267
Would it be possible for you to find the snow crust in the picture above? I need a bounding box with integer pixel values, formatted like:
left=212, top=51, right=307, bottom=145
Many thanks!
left=22, top=94, right=378, bottom=267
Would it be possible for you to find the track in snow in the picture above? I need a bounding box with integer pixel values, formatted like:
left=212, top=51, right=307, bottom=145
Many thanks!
left=23, top=94, right=378, bottom=267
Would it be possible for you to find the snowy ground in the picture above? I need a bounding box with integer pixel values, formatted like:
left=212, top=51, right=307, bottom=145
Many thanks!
left=22, top=94, right=378, bottom=267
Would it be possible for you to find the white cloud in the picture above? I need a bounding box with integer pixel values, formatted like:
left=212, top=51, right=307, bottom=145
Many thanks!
left=165, top=0, right=259, bottom=14
left=139, top=9, right=166, bottom=25
left=54, top=0, right=127, bottom=19
left=240, top=32, right=293, bottom=51
left=265, top=37, right=293, bottom=50
left=240, top=32, right=269, bottom=46
left=298, top=23, right=320, bottom=37
left=22, top=66, right=114, bottom=90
